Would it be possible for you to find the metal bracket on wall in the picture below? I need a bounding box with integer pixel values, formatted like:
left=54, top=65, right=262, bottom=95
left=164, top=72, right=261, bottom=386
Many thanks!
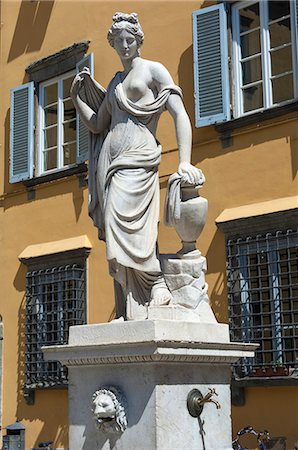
left=77, top=173, right=88, bottom=188
left=23, top=386, right=35, bottom=405
left=219, top=131, right=233, bottom=149
left=26, top=186, right=36, bottom=201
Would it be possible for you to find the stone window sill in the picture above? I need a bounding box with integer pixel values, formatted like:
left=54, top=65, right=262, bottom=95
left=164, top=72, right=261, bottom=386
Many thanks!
left=233, top=375, right=298, bottom=387
left=24, top=381, right=67, bottom=405
left=23, top=163, right=87, bottom=188
left=231, top=376, right=298, bottom=406
left=215, top=99, right=298, bottom=135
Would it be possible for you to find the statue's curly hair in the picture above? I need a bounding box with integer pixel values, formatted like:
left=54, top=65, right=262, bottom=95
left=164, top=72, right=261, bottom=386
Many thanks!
left=107, top=12, right=144, bottom=48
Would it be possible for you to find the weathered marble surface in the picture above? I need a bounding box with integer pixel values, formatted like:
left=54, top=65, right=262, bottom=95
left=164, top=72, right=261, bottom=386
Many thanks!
left=43, top=321, right=256, bottom=450
left=71, top=12, right=205, bottom=320
left=92, top=386, right=127, bottom=434
left=158, top=251, right=217, bottom=322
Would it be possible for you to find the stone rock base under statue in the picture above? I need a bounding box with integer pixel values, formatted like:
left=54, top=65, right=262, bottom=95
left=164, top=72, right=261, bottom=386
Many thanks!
left=43, top=320, right=256, bottom=450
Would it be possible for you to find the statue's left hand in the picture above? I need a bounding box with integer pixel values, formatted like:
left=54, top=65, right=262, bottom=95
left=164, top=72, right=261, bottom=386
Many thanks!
left=178, top=162, right=205, bottom=186
left=70, top=67, right=91, bottom=98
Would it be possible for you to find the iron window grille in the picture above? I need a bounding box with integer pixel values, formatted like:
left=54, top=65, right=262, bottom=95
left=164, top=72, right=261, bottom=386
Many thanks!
left=227, top=228, right=298, bottom=378
left=25, top=263, right=86, bottom=390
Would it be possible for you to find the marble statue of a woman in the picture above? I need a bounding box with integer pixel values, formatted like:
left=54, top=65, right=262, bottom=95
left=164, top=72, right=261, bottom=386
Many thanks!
left=71, top=12, right=204, bottom=320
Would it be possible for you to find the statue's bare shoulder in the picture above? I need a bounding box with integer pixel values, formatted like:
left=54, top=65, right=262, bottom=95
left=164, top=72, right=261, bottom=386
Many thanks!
left=143, top=59, right=174, bottom=90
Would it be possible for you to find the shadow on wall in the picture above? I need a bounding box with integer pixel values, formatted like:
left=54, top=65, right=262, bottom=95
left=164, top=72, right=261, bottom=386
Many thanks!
left=206, top=229, right=228, bottom=324
left=177, top=45, right=298, bottom=182
left=291, top=135, right=298, bottom=180
left=15, top=263, right=68, bottom=449
left=177, top=43, right=297, bottom=324
left=177, top=45, right=196, bottom=134
left=7, top=0, right=55, bottom=63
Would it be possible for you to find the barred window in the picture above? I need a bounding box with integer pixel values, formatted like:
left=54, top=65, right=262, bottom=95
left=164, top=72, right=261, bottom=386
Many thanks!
left=227, top=229, right=298, bottom=378
left=25, top=263, right=86, bottom=392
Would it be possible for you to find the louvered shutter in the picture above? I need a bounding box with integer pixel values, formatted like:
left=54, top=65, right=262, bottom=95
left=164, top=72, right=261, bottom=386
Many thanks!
left=76, top=53, right=94, bottom=163
left=192, top=4, right=230, bottom=127
left=295, top=0, right=298, bottom=45
left=10, top=82, right=34, bottom=183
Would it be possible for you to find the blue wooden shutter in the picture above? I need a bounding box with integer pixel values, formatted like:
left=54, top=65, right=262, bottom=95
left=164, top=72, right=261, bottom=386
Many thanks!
left=192, top=4, right=230, bottom=127
left=295, top=0, right=298, bottom=45
left=10, top=82, right=34, bottom=183
left=76, top=53, right=94, bottom=163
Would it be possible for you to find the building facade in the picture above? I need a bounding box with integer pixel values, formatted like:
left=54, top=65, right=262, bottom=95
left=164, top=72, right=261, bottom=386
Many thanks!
left=0, top=0, right=297, bottom=448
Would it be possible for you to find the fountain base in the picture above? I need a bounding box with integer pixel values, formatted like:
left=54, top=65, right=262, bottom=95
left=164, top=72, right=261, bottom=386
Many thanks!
left=43, top=320, right=256, bottom=450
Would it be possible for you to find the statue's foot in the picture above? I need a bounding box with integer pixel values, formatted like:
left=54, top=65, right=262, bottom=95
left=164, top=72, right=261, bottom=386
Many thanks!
left=150, top=280, right=173, bottom=306
left=111, top=316, right=125, bottom=323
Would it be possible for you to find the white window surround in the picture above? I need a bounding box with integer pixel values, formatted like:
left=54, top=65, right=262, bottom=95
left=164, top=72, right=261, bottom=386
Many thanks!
left=232, top=0, right=298, bottom=118
left=38, top=70, right=76, bottom=176
left=9, top=51, right=93, bottom=184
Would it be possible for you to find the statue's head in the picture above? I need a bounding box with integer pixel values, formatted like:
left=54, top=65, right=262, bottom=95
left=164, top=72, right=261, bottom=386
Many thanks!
left=107, top=12, right=144, bottom=54
left=92, top=386, right=127, bottom=434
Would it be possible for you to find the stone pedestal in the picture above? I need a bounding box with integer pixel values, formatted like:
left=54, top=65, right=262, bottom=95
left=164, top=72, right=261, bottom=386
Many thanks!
left=43, top=320, right=256, bottom=450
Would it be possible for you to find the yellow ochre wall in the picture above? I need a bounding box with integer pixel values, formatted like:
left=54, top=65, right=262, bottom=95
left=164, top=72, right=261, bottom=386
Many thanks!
left=0, top=1, right=297, bottom=448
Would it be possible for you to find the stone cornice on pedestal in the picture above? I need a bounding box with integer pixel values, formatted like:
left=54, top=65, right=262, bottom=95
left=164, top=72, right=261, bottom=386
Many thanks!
left=43, top=341, right=256, bottom=367
left=42, top=320, right=257, bottom=367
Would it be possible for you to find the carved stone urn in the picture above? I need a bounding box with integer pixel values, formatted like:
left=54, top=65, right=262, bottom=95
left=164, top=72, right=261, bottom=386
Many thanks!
left=173, top=185, right=208, bottom=257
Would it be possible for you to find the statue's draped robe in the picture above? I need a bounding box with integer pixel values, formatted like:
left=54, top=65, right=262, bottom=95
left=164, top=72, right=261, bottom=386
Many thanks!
left=81, top=72, right=182, bottom=319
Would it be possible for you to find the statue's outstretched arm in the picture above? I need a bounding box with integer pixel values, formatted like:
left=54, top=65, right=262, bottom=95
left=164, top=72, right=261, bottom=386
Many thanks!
left=152, top=62, right=204, bottom=186
left=71, top=73, right=111, bottom=134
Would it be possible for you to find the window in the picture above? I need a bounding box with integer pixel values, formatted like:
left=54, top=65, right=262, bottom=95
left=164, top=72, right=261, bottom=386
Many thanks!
left=193, top=1, right=298, bottom=127
left=19, top=237, right=91, bottom=405
left=38, top=72, right=77, bottom=175
left=24, top=261, right=86, bottom=402
left=9, top=45, right=93, bottom=183
left=227, top=228, right=298, bottom=379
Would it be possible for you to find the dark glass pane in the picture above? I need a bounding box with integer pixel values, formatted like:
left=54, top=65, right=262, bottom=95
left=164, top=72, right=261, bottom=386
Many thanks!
left=63, top=120, right=76, bottom=143
left=63, top=142, right=76, bottom=166
left=241, top=29, right=261, bottom=58
left=272, top=73, right=294, bottom=103
left=63, top=99, right=76, bottom=121
left=240, top=3, right=260, bottom=33
left=269, top=18, right=291, bottom=48
left=271, top=45, right=293, bottom=76
left=44, top=125, right=57, bottom=149
left=44, top=83, right=58, bottom=106
left=242, top=55, right=262, bottom=85
left=44, top=104, right=57, bottom=127
left=63, top=77, right=73, bottom=99
left=43, top=148, right=57, bottom=171
left=268, top=1, right=290, bottom=22
left=243, top=83, right=263, bottom=112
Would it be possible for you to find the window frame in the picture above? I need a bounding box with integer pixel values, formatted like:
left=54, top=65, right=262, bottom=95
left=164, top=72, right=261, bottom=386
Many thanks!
left=21, top=247, right=89, bottom=405
left=192, top=1, right=298, bottom=128
left=37, top=69, right=77, bottom=177
left=9, top=43, right=92, bottom=185
left=232, top=0, right=298, bottom=118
